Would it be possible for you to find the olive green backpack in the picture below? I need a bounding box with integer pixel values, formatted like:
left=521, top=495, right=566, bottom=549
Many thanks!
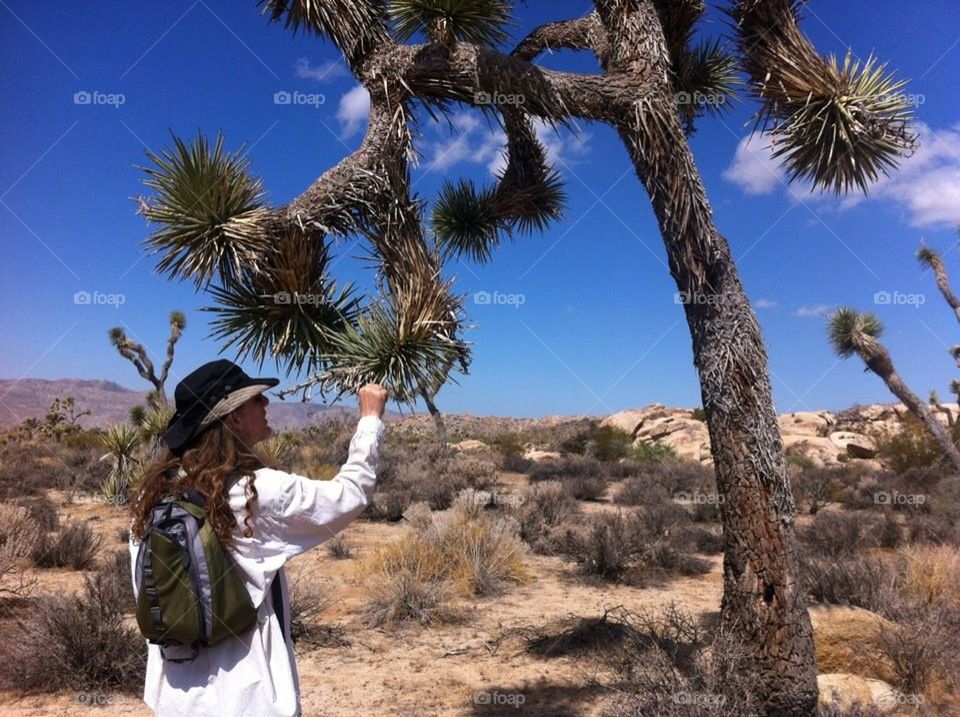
left=134, top=489, right=285, bottom=662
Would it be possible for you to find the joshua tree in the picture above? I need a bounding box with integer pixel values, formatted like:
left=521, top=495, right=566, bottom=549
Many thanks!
left=133, top=2, right=919, bottom=712
left=108, top=310, right=187, bottom=407
left=917, top=245, right=960, bottom=323
left=828, top=308, right=960, bottom=473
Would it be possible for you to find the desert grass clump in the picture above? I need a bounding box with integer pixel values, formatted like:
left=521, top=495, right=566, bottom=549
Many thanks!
left=801, top=554, right=900, bottom=613
left=799, top=511, right=880, bottom=560
left=0, top=503, right=43, bottom=598
left=325, top=534, right=352, bottom=559
left=13, top=495, right=59, bottom=532
left=0, top=572, right=146, bottom=694
left=360, top=501, right=527, bottom=626
left=32, top=520, right=102, bottom=570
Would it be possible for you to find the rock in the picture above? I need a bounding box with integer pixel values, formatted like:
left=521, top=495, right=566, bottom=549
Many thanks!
left=451, top=439, right=489, bottom=452
left=782, top=435, right=841, bottom=467
left=522, top=445, right=562, bottom=462
left=810, top=606, right=896, bottom=681
left=816, top=673, right=900, bottom=713
left=600, top=405, right=670, bottom=437
left=777, top=411, right=836, bottom=437
left=829, top=431, right=878, bottom=459
left=633, top=411, right=711, bottom=462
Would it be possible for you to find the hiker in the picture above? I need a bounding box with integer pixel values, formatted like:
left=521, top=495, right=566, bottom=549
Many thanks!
left=127, top=359, right=387, bottom=716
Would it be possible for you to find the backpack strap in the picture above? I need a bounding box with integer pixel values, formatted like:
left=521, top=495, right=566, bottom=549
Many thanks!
left=272, top=568, right=286, bottom=641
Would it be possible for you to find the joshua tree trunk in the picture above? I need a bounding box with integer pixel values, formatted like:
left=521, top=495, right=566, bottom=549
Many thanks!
left=857, top=335, right=960, bottom=473
left=420, top=390, right=448, bottom=445
left=924, top=251, right=960, bottom=322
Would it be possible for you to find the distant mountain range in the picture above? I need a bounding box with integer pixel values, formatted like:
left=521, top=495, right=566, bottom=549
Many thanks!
left=0, top=378, right=401, bottom=430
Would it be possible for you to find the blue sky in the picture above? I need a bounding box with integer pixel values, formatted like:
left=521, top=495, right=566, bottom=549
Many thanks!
left=2, top=1, right=960, bottom=419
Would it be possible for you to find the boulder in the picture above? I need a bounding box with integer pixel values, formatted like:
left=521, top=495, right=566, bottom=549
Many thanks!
left=777, top=411, right=836, bottom=438
left=633, top=412, right=711, bottom=462
left=522, top=444, right=562, bottom=462
left=451, top=439, right=490, bottom=452
left=816, top=673, right=901, bottom=713
left=829, top=431, right=878, bottom=459
left=782, top=435, right=841, bottom=468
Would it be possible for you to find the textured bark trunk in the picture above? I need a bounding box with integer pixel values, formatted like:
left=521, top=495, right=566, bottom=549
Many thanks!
left=421, top=391, right=448, bottom=445
left=874, top=365, right=960, bottom=473
left=931, top=261, right=960, bottom=323
left=606, top=6, right=816, bottom=710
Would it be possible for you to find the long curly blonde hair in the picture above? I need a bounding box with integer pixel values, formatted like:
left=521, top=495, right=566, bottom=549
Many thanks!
left=130, top=421, right=263, bottom=547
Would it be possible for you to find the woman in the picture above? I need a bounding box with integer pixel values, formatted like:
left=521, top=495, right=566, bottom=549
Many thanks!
left=128, top=359, right=387, bottom=716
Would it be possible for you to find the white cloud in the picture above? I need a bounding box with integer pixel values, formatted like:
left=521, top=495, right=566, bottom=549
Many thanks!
left=336, top=85, right=370, bottom=137
left=724, top=123, right=960, bottom=227
left=294, top=57, right=348, bottom=82
left=419, top=112, right=591, bottom=177
left=722, top=133, right=783, bottom=195
left=754, top=298, right=777, bottom=309
left=794, top=304, right=833, bottom=317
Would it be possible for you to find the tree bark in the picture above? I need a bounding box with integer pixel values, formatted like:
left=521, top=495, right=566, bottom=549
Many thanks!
left=421, top=390, right=448, bottom=445
left=602, top=3, right=818, bottom=713
left=859, top=338, right=960, bottom=473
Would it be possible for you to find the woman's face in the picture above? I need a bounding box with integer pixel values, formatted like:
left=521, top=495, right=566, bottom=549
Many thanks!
left=225, top=393, right=272, bottom=447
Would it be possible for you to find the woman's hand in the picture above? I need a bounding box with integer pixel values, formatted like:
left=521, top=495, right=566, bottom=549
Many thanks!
left=358, top=383, right=388, bottom=419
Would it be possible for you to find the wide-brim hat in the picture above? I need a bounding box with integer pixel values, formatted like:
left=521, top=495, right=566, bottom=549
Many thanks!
left=163, top=359, right=279, bottom=454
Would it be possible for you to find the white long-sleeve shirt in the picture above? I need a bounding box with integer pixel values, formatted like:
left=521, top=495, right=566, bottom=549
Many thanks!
left=129, top=415, right=384, bottom=717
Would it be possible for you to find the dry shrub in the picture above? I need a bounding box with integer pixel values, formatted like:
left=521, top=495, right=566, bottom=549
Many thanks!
left=95, top=548, right=134, bottom=614
left=13, top=495, right=59, bottom=532
left=360, top=500, right=527, bottom=626
left=368, top=443, right=498, bottom=520
left=614, top=476, right=671, bottom=507
left=599, top=606, right=764, bottom=717
left=801, top=555, right=899, bottom=613
left=799, top=511, right=880, bottom=560
left=528, top=455, right=602, bottom=482
left=32, top=521, right=102, bottom=570
left=564, top=509, right=711, bottom=584
left=286, top=577, right=347, bottom=647
left=875, top=603, right=960, bottom=699
left=511, top=480, right=581, bottom=554
left=0, top=572, right=145, bottom=694
left=0, top=503, right=43, bottom=598
left=325, top=534, right=352, bottom=559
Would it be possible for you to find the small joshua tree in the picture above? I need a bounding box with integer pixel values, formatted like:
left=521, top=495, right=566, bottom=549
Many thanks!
left=108, top=310, right=186, bottom=408
left=828, top=307, right=960, bottom=474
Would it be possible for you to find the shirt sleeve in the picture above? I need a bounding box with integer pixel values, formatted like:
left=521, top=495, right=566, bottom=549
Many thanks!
left=266, top=415, right=385, bottom=559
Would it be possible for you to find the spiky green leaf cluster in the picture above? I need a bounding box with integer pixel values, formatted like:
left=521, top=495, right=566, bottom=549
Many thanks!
left=205, top=230, right=362, bottom=373
left=827, top=307, right=884, bottom=358
left=432, top=169, right=565, bottom=264
left=733, top=0, right=916, bottom=194
left=258, top=0, right=388, bottom=66
left=671, top=39, right=739, bottom=133
left=388, top=0, right=512, bottom=45
left=319, top=297, right=469, bottom=403
left=137, top=131, right=269, bottom=287
left=169, top=310, right=187, bottom=330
